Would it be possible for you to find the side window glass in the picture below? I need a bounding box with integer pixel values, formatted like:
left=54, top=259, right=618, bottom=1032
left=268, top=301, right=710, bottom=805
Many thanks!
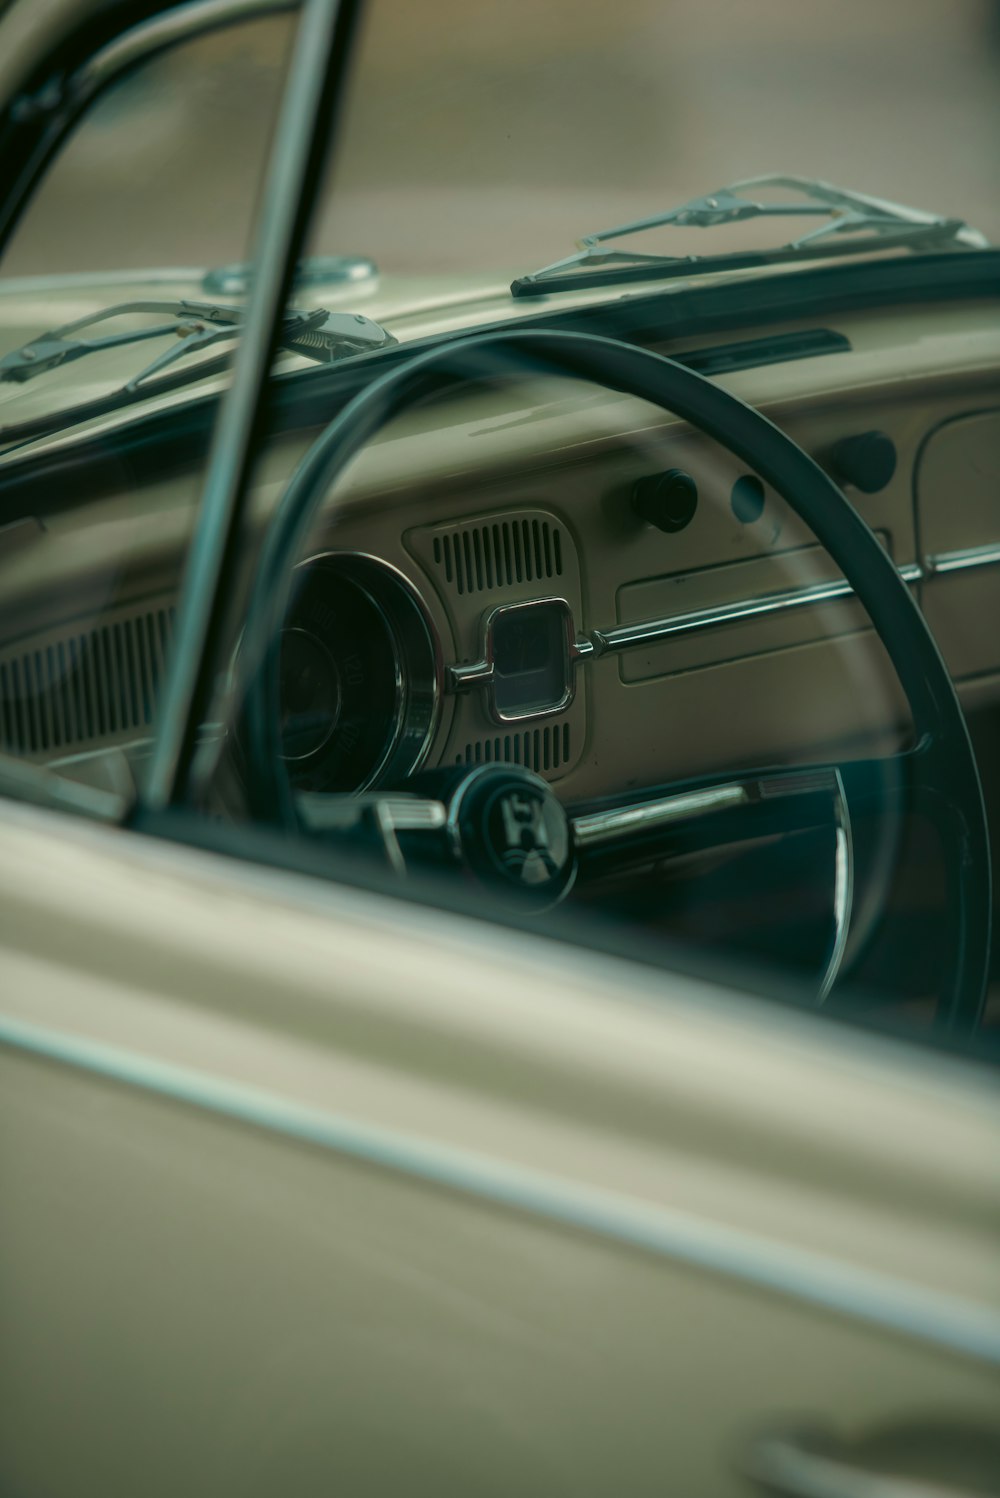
left=1, top=17, right=292, bottom=280
left=0, top=15, right=293, bottom=795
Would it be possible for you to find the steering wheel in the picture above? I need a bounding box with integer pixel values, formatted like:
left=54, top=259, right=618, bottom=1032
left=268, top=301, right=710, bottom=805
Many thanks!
left=241, top=329, right=991, bottom=1033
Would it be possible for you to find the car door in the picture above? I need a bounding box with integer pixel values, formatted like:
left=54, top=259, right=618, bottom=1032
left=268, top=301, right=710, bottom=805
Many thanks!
left=1, top=792, right=998, bottom=1497
left=0, top=3, right=997, bottom=1496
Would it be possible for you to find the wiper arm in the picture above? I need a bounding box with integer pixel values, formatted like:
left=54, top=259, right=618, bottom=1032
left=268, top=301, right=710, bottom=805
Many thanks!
left=512, top=175, right=988, bottom=297
left=0, top=298, right=396, bottom=390
left=0, top=299, right=396, bottom=449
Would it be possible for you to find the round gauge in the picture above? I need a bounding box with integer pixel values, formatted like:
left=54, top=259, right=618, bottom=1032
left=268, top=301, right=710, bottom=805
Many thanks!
left=276, top=554, right=440, bottom=793
left=278, top=627, right=342, bottom=761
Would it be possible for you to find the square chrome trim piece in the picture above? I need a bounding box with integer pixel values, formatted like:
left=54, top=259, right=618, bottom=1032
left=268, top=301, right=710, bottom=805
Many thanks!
left=448, top=597, right=585, bottom=725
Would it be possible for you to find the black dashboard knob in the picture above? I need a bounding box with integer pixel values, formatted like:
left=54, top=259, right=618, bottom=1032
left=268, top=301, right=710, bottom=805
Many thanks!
left=633, top=468, right=699, bottom=532
left=830, top=430, right=897, bottom=493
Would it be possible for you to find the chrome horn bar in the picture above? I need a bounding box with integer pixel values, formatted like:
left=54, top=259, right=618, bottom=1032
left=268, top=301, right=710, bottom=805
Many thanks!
left=569, top=766, right=855, bottom=1002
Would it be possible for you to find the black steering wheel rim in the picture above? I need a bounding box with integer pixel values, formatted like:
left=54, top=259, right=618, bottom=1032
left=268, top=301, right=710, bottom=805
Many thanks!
left=242, top=328, right=991, bottom=1031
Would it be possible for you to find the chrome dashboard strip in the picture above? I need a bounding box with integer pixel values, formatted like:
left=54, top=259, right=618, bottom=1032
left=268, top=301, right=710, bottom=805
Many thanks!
left=590, top=564, right=924, bottom=659
left=445, top=547, right=1000, bottom=684
left=927, top=543, right=1000, bottom=576
left=2, top=1010, right=999, bottom=1369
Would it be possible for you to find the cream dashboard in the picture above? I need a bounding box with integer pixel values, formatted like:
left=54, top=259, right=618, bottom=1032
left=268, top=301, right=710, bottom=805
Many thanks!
left=255, top=311, right=1000, bottom=815
left=0, top=297, right=998, bottom=823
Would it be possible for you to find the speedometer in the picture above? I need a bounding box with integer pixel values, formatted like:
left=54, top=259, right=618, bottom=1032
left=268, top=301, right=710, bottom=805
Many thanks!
left=278, top=554, right=440, bottom=793
left=278, top=627, right=342, bottom=761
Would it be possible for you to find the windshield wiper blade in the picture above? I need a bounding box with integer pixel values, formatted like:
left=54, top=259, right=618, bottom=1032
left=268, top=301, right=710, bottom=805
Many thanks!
left=512, top=175, right=988, bottom=297
left=0, top=299, right=396, bottom=449
left=0, top=298, right=396, bottom=388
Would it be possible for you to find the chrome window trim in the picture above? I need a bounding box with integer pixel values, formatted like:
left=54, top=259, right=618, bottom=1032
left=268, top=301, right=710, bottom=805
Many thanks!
left=1, top=1006, right=998, bottom=1369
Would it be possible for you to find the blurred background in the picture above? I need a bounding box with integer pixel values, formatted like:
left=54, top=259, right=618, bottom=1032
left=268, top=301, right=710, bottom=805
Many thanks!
left=3, top=0, right=999, bottom=278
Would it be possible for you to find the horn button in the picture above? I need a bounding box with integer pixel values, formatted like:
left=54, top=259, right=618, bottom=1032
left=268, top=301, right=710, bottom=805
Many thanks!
left=446, top=765, right=575, bottom=908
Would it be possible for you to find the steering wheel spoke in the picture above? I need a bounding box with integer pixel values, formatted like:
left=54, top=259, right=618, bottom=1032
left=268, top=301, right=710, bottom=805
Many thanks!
left=569, top=762, right=855, bottom=1001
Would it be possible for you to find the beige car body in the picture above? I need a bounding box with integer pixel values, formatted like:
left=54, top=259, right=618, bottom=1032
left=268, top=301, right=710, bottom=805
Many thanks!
left=1, top=793, right=999, bottom=1496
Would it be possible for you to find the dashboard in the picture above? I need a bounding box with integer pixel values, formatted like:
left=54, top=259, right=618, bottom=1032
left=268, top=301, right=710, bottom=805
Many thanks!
left=0, top=298, right=998, bottom=820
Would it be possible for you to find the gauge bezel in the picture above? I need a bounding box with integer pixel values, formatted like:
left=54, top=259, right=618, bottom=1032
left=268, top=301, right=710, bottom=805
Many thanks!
left=283, top=551, right=443, bottom=792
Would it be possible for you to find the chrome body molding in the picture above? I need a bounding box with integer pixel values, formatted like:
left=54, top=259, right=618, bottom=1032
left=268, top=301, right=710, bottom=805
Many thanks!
left=1, top=1011, right=998, bottom=1368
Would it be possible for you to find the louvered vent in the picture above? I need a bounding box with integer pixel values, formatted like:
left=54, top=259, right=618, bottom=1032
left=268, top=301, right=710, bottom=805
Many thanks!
left=0, top=605, right=175, bottom=757
left=457, top=722, right=571, bottom=777
left=432, top=516, right=564, bottom=596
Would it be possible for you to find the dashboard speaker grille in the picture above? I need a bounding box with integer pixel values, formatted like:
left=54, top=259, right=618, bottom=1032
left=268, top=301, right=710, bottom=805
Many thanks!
left=458, top=721, right=571, bottom=778
left=432, top=516, right=564, bottom=595
left=0, top=605, right=175, bottom=757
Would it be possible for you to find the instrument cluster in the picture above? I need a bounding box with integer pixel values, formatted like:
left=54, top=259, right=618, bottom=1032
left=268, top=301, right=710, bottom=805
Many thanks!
left=278, top=554, right=441, bottom=793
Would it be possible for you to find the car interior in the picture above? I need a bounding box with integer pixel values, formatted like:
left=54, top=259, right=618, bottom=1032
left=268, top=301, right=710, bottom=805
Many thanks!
left=0, top=253, right=997, bottom=1040
left=0, top=0, right=997, bottom=1056
left=2, top=9, right=999, bottom=1498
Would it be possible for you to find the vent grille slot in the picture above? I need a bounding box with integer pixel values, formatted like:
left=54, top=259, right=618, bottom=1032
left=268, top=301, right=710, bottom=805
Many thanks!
left=432, top=517, right=564, bottom=596
left=457, top=722, right=571, bottom=777
left=0, top=606, right=175, bottom=757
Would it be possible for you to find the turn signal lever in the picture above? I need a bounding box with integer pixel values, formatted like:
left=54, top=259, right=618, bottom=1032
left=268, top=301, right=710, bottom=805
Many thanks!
left=297, top=765, right=576, bottom=910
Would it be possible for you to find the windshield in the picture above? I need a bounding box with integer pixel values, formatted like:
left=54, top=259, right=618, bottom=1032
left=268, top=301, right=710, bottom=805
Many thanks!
left=2, top=0, right=995, bottom=445
left=313, top=0, right=1000, bottom=274
left=3, top=0, right=998, bottom=289
left=0, top=13, right=296, bottom=447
